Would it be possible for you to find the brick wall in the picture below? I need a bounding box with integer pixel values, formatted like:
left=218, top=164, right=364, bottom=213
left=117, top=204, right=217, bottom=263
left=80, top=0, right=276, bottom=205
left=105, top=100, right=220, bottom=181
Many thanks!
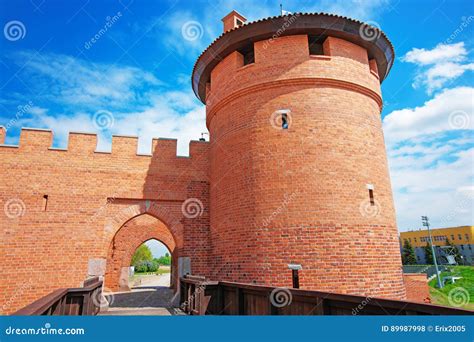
left=206, top=34, right=406, bottom=299
left=104, top=214, right=176, bottom=291
left=0, top=31, right=407, bottom=313
left=403, top=274, right=431, bottom=303
left=0, top=131, right=210, bottom=314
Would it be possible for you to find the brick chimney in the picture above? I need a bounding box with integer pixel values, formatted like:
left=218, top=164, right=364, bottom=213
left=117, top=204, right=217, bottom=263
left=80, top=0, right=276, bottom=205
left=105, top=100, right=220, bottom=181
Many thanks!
left=0, top=126, right=5, bottom=145
left=222, top=10, right=246, bottom=32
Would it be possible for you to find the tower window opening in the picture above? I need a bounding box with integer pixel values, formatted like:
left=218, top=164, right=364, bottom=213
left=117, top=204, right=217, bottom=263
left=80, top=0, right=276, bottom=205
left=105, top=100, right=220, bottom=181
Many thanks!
left=238, top=43, right=255, bottom=65
left=282, top=113, right=289, bottom=129
left=369, top=189, right=375, bottom=206
left=308, top=35, right=325, bottom=55
left=236, top=18, right=243, bottom=26
left=43, top=194, right=49, bottom=211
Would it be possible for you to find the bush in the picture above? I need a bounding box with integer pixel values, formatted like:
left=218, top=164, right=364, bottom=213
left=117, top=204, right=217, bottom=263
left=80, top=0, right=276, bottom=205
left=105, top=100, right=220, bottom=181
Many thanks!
left=135, top=261, right=148, bottom=273
left=134, top=260, right=160, bottom=273
left=147, top=261, right=159, bottom=272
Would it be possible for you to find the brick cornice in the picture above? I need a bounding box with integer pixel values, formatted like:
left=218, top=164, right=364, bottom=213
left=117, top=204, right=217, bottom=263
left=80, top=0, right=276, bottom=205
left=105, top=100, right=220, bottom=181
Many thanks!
left=206, top=77, right=383, bottom=128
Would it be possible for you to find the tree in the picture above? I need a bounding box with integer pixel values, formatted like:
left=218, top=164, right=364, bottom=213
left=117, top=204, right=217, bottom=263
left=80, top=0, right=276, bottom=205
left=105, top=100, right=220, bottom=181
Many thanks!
left=444, top=239, right=463, bottom=264
left=424, top=242, right=434, bottom=265
left=131, top=244, right=153, bottom=267
left=157, top=252, right=171, bottom=265
left=401, top=239, right=417, bottom=265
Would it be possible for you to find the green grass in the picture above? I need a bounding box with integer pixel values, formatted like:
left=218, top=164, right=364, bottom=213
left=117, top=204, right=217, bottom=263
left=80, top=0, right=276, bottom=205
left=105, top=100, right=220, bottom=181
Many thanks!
left=428, top=266, right=474, bottom=310
left=155, top=268, right=170, bottom=275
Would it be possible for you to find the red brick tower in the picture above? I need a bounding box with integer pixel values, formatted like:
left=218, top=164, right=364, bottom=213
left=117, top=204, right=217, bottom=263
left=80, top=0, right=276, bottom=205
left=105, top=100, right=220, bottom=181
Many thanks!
left=193, top=12, right=406, bottom=299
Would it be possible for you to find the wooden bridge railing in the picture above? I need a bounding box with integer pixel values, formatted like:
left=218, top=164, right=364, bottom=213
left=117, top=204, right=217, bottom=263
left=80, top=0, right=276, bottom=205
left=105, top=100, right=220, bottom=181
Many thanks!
left=180, top=275, right=218, bottom=315
left=13, top=277, right=103, bottom=316
left=180, top=276, right=472, bottom=316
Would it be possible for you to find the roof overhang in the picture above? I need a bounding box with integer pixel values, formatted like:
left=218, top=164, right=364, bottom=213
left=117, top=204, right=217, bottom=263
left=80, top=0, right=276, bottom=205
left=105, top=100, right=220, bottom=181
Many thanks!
left=192, top=13, right=395, bottom=104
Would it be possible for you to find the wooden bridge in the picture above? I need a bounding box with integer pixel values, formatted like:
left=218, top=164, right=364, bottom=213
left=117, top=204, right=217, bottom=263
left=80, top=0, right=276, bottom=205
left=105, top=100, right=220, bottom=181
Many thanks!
left=13, top=275, right=472, bottom=316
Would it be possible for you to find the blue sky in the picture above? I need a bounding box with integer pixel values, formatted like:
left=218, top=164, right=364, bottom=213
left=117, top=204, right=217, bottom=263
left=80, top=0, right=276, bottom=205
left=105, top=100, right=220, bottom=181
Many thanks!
left=0, top=0, right=473, bottom=238
left=145, top=239, right=169, bottom=258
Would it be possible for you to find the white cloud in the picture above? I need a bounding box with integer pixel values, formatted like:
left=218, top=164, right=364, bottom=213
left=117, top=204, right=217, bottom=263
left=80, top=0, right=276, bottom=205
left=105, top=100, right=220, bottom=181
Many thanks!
left=6, top=52, right=207, bottom=156
left=389, top=146, right=473, bottom=230
left=383, top=87, right=474, bottom=230
left=402, top=42, right=468, bottom=65
left=383, top=87, right=474, bottom=142
left=401, top=42, right=474, bottom=93
left=19, top=91, right=207, bottom=156
left=13, top=51, right=161, bottom=109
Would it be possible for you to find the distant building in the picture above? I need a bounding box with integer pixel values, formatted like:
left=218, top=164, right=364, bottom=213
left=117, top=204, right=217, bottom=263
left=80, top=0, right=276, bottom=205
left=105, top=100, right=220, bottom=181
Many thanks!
left=400, top=226, right=474, bottom=265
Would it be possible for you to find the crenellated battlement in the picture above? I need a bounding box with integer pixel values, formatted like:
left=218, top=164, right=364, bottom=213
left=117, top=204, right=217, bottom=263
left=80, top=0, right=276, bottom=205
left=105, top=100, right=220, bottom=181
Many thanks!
left=0, top=11, right=407, bottom=315
left=0, top=127, right=209, bottom=160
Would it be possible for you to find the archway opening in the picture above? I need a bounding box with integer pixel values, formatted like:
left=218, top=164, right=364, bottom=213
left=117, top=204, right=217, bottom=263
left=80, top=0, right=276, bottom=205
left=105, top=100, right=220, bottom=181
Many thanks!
left=129, top=239, right=172, bottom=289
left=104, top=213, right=178, bottom=292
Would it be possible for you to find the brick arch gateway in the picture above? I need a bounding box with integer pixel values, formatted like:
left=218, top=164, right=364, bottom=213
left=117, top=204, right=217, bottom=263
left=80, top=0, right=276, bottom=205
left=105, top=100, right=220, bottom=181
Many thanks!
left=104, top=213, right=178, bottom=292
left=0, top=11, right=422, bottom=314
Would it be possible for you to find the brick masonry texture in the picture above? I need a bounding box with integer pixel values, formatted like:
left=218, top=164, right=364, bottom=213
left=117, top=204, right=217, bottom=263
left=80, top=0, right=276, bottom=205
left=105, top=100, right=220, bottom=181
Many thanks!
left=0, top=132, right=210, bottom=314
left=105, top=214, right=176, bottom=292
left=206, top=35, right=406, bottom=299
left=1, top=32, right=407, bottom=313
left=403, top=274, right=431, bottom=303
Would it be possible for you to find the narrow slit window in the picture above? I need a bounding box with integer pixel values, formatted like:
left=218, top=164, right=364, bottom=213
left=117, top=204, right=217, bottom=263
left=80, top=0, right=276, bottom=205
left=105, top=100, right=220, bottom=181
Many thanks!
left=308, top=35, right=325, bottom=55
left=369, top=189, right=375, bottom=206
left=238, top=43, right=255, bottom=65
left=43, top=195, right=49, bottom=211
left=282, top=113, right=288, bottom=129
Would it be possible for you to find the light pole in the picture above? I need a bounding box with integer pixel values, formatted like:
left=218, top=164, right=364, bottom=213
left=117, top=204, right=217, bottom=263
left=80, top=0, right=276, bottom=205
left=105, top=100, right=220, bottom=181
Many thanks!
left=422, top=216, right=443, bottom=289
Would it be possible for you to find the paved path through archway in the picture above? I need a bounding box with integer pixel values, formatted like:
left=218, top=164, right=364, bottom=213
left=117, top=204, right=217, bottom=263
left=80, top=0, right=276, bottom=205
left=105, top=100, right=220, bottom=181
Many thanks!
left=99, top=274, right=184, bottom=316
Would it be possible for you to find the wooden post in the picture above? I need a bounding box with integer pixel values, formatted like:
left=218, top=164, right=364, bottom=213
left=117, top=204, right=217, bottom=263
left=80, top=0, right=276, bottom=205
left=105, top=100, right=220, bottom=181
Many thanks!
left=269, top=297, right=279, bottom=315
left=198, top=285, right=206, bottom=315
left=313, top=297, right=325, bottom=315
left=216, top=285, right=224, bottom=314
left=235, top=288, right=245, bottom=315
